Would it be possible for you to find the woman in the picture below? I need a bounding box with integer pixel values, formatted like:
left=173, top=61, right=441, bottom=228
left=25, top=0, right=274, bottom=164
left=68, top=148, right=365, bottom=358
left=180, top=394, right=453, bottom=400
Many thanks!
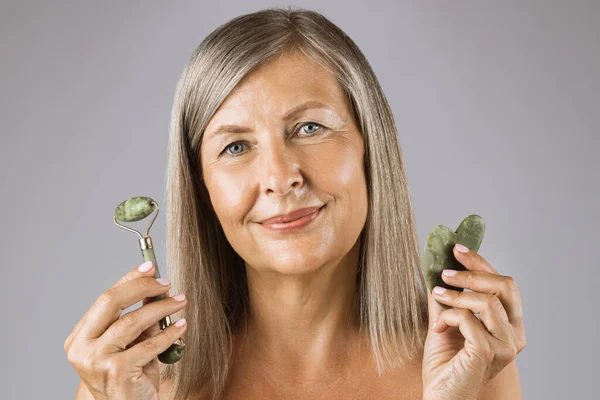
left=65, top=7, right=526, bottom=400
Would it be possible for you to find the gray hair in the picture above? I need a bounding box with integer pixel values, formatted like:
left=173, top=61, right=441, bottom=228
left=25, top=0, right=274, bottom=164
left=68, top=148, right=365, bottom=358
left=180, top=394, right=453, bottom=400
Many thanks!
left=163, top=6, right=428, bottom=400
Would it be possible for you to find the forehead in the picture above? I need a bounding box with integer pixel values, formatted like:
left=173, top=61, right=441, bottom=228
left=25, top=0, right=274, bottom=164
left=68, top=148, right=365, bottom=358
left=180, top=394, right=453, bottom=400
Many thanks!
left=210, top=52, right=349, bottom=120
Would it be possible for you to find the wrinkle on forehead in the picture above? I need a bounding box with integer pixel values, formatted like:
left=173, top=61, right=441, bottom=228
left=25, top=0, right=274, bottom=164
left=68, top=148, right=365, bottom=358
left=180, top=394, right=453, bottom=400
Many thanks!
left=201, top=52, right=356, bottom=155
left=217, top=52, right=348, bottom=115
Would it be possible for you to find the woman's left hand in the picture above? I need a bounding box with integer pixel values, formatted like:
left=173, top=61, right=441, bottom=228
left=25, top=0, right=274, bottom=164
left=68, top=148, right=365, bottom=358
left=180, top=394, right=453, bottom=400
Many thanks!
left=422, top=243, right=526, bottom=400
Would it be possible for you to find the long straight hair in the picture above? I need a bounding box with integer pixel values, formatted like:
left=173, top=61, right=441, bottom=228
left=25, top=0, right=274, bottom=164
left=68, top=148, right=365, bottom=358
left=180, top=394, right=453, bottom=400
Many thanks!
left=161, top=6, right=429, bottom=400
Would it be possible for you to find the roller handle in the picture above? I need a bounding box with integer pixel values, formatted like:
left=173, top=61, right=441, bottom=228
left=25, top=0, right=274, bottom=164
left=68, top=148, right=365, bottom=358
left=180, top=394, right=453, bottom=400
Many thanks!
left=141, top=247, right=185, bottom=364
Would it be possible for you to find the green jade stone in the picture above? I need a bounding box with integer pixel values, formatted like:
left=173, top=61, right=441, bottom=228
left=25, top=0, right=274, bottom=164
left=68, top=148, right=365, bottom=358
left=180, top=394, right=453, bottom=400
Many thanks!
left=114, top=196, right=156, bottom=222
left=159, top=342, right=186, bottom=364
left=423, top=214, right=485, bottom=308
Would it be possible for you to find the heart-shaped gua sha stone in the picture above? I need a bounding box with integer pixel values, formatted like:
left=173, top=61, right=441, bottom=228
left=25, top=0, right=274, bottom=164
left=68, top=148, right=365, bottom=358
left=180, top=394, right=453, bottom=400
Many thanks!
left=423, top=214, right=485, bottom=308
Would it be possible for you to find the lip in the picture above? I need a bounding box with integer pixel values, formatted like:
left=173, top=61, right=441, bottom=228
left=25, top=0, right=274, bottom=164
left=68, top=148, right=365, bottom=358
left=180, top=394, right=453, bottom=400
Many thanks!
left=260, top=206, right=324, bottom=225
left=259, top=204, right=326, bottom=232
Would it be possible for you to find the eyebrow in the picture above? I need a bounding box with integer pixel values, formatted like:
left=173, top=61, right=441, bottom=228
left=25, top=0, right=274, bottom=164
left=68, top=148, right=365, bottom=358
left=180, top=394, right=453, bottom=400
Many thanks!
left=206, top=101, right=335, bottom=138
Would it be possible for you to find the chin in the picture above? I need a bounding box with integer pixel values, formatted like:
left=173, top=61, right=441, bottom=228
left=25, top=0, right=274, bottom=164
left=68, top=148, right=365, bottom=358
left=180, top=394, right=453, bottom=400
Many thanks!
left=261, top=252, right=327, bottom=276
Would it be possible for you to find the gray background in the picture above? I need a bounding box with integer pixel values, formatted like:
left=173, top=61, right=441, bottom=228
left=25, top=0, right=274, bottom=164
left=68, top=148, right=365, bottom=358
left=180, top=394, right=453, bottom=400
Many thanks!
left=1, top=1, right=597, bottom=399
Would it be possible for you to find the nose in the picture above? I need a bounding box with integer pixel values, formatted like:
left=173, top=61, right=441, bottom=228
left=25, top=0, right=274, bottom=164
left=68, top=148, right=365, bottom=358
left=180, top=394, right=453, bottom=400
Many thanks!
left=260, top=141, right=304, bottom=197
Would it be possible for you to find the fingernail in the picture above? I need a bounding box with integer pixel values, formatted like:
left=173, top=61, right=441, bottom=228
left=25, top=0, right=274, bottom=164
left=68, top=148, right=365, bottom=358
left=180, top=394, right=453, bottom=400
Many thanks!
left=156, top=278, right=170, bottom=286
left=175, top=318, right=187, bottom=327
left=172, top=293, right=185, bottom=301
left=455, top=243, right=469, bottom=253
left=138, top=261, right=153, bottom=272
left=443, top=269, right=457, bottom=277
left=433, top=286, right=447, bottom=295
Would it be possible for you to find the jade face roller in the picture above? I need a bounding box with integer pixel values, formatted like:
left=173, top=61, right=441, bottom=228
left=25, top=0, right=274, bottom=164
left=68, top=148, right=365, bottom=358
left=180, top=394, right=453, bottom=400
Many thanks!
left=113, top=196, right=185, bottom=364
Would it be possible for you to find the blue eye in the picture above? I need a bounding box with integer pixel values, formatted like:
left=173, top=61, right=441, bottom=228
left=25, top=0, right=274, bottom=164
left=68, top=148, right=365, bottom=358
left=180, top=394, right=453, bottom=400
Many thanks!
left=224, top=142, right=245, bottom=155
left=298, top=122, right=321, bottom=135
left=220, top=121, right=324, bottom=157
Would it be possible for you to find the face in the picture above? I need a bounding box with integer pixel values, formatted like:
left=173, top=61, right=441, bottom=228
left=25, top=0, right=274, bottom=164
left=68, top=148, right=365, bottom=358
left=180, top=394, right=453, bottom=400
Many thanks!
left=200, top=51, right=368, bottom=275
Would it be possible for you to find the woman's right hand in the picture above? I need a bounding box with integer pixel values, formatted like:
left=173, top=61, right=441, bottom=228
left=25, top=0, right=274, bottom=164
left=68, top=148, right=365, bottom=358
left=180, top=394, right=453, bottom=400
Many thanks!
left=63, top=261, right=188, bottom=400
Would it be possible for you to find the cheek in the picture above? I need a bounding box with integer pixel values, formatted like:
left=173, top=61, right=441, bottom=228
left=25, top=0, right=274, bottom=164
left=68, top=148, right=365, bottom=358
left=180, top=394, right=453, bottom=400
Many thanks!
left=340, top=162, right=368, bottom=225
left=206, top=169, right=253, bottom=226
left=310, top=143, right=367, bottom=226
left=314, top=144, right=365, bottom=198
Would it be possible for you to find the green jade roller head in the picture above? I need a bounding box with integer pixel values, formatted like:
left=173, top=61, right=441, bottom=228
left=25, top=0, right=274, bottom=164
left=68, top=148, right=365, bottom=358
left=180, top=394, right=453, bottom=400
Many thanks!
left=423, top=214, right=486, bottom=308
left=113, top=196, right=185, bottom=364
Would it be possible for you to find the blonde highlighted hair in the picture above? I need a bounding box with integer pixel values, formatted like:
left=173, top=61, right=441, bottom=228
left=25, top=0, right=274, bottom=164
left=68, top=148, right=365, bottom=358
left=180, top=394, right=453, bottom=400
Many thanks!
left=161, top=6, right=429, bottom=399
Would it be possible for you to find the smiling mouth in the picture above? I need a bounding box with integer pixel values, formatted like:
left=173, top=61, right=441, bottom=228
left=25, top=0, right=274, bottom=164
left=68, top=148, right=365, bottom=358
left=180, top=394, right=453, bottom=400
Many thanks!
left=259, top=204, right=326, bottom=232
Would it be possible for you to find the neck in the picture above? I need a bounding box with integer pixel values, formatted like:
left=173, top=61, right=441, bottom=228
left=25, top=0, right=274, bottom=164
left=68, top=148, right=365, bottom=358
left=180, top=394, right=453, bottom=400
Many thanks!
left=235, top=238, right=365, bottom=379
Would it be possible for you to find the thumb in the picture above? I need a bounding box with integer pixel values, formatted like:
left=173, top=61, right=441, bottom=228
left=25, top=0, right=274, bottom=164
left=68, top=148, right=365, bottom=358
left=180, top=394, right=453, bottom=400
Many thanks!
left=427, top=287, right=452, bottom=330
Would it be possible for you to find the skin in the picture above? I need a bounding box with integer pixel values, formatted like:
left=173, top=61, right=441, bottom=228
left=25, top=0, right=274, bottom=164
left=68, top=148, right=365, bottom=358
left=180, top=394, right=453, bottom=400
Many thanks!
left=198, top=51, right=526, bottom=399
left=200, top=51, right=370, bottom=386
left=70, top=51, right=524, bottom=400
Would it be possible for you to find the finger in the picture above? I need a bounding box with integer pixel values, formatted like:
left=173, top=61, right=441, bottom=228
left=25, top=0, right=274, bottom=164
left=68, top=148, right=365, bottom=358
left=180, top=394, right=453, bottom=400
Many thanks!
left=76, top=276, right=171, bottom=341
left=441, top=269, right=524, bottom=326
left=110, top=261, right=156, bottom=290
left=121, top=318, right=188, bottom=368
left=426, top=285, right=454, bottom=330
left=96, top=294, right=187, bottom=353
left=453, top=244, right=498, bottom=274
left=64, top=261, right=156, bottom=351
left=432, top=286, right=513, bottom=346
left=125, top=322, right=158, bottom=350
left=433, top=308, right=492, bottom=364
left=125, top=304, right=182, bottom=351
left=134, top=284, right=176, bottom=342
left=135, top=297, right=164, bottom=342
left=125, top=284, right=179, bottom=349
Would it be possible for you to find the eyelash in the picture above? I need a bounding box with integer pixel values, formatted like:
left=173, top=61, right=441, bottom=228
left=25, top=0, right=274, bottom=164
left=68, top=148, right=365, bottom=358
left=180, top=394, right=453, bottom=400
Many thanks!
left=219, top=121, right=326, bottom=157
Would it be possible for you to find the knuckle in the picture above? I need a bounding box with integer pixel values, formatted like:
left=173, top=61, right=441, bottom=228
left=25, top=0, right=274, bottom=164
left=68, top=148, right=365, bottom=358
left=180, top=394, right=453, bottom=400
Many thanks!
left=143, top=336, right=163, bottom=353
left=465, top=271, right=476, bottom=284
left=139, top=276, right=164, bottom=294
left=105, top=359, right=123, bottom=380
left=511, top=344, right=518, bottom=358
left=487, top=295, right=503, bottom=311
left=111, top=314, right=141, bottom=350
left=66, top=347, right=80, bottom=365
left=455, top=308, right=472, bottom=323
left=110, top=335, right=129, bottom=353
left=499, top=344, right=517, bottom=361
left=142, top=275, right=158, bottom=285
left=81, top=353, right=100, bottom=372
left=504, top=276, right=518, bottom=293
left=97, top=291, right=114, bottom=307
left=517, top=335, right=527, bottom=352
left=119, top=312, right=137, bottom=328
